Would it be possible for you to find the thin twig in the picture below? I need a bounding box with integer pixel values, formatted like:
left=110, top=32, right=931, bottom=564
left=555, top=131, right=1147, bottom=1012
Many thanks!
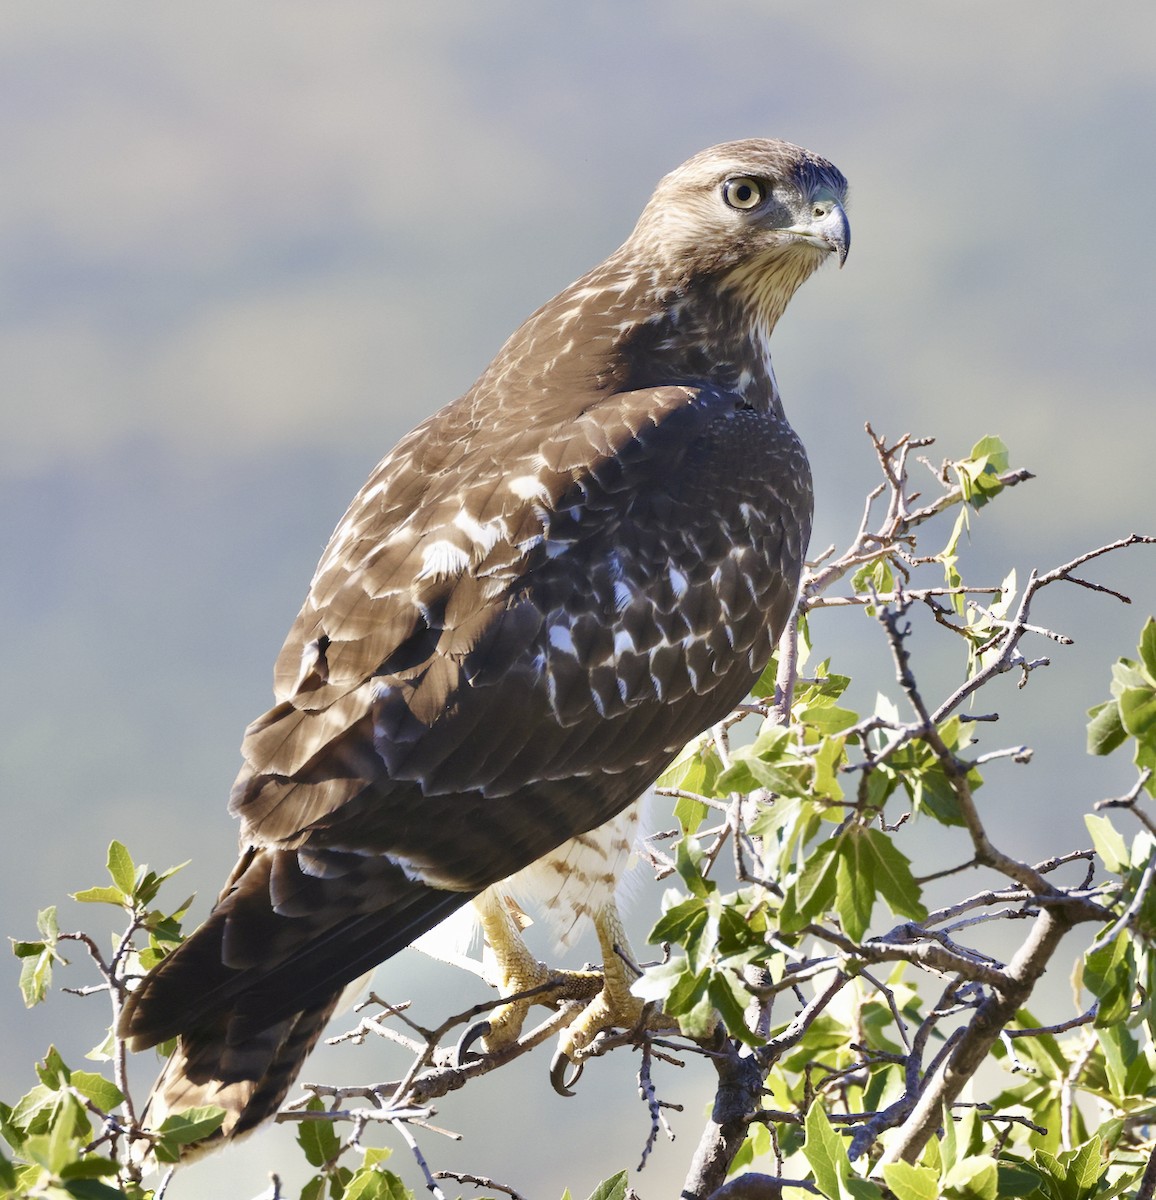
left=433, top=1171, right=529, bottom=1200
left=390, top=1119, right=447, bottom=1200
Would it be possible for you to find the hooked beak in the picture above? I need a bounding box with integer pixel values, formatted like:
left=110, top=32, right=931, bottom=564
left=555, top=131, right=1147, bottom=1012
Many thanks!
left=786, top=198, right=850, bottom=268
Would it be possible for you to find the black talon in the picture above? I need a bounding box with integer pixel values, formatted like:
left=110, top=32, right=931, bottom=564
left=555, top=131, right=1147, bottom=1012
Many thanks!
left=456, top=1019, right=493, bottom=1066
left=550, top=1048, right=583, bottom=1097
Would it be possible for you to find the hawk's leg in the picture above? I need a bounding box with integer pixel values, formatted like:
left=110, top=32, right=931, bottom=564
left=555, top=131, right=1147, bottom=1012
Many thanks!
left=472, top=891, right=603, bottom=1051
left=473, top=891, right=676, bottom=1087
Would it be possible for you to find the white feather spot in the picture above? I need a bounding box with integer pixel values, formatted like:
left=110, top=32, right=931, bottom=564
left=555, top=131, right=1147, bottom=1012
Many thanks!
left=668, top=565, right=689, bottom=597
left=613, top=581, right=633, bottom=611
left=416, top=540, right=470, bottom=581
left=508, top=474, right=551, bottom=501
left=613, top=629, right=635, bottom=656
left=548, top=623, right=577, bottom=656
left=452, top=511, right=505, bottom=555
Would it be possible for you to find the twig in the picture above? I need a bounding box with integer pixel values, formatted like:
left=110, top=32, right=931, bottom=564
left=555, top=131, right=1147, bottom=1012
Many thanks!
left=1086, top=850, right=1156, bottom=956
left=433, top=1171, right=529, bottom=1200
left=878, top=904, right=1078, bottom=1167
left=637, top=1040, right=677, bottom=1170
left=1004, top=1005, right=1099, bottom=1039
left=1136, top=1142, right=1156, bottom=1200
left=1095, top=770, right=1156, bottom=837
left=391, top=1119, right=446, bottom=1199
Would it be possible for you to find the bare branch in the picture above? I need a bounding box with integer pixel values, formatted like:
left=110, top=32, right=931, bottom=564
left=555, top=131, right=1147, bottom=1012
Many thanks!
left=433, top=1171, right=530, bottom=1200
left=878, top=904, right=1076, bottom=1166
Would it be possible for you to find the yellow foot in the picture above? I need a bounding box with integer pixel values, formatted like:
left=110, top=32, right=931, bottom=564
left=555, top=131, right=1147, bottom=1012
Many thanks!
left=547, top=903, right=678, bottom=1094
left=468, top=892, right=677, bottom=1092
left=469, top=892, right=603, bottom=1053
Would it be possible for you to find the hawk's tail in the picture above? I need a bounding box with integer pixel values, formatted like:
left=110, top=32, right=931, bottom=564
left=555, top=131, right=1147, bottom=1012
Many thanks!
left=120, top=844, right=471, bottom=1158
left=140, top=992, right=342, bottom=1158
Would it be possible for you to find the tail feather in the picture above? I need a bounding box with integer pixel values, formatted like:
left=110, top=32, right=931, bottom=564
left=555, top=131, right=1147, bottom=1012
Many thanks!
left=142, top=994, right=340, bottom=1157
left=120, top=844, right=474, bottom=1158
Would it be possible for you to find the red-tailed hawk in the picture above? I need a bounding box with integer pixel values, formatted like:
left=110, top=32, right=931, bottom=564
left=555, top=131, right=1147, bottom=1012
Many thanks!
left=119, top=138, right=849, bottom=1148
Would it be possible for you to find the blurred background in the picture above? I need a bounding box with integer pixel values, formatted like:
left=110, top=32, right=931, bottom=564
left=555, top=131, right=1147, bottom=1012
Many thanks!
left=2, top=3, right=1154, bottom=1196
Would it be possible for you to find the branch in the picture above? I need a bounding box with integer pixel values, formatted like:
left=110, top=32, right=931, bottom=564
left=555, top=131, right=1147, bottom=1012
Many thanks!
left=433, top=1171, right=530, bottom=1200
left=680, top=1038, right=767, bottom=1200
left=877, top=904, right=1077, bottom=1167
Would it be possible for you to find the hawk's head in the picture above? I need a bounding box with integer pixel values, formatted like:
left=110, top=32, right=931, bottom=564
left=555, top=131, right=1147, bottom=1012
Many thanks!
left=629, top=138, right=849, bottom=335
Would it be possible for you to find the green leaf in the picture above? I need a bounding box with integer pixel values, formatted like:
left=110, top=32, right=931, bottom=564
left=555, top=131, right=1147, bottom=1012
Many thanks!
left=707, top=971, right=758, bottom=1046
left=295, top=1099, right=341, bottom=1168
left=632, top=957, right=689, bottom=1005
left=1140, top=617, right=1156, bottom=681
left=835, top=834, right=874, bottom=942
left=996, top=1163, right=1045, bottom=1198
left=1120, top=685, right=1156, bottom=741
left=85, top=1029, right=117, bottom=1064
left=851, top=556, right=896, bottom=609
left=134, top=859, right=190, bottom=907
left=37, top=1045, right=71, bottom=1089
left=341, top=1167, right=412, bottom=1200
left=794, top=839, right=840, bottom=922
left=675, top=838, right=715, bottom=899
left=300, top=1176, right=326, bottom=1200
left=863, top=829, right=927, bottom=921
left=1086, top=700, right=1128, bottom=757
left=1085, top=814, right=1130, bottom=874
left=803, top=1100, right=849, bottom=1199
left=71, top=886, right=128, bottom=906
left=1097, top=1024, right=1138, bottom=1101
left=12, top=908, right=62, bottom=1007
left=38, top=906, right=60, bottom=941
left=152, top=1105, right=227, bottom=1162
left=954, top=435, right=1010, bottom=510
left=1067, top=1134, right=1104, bottom=1190
left=28, top=1092, right=85, bottom=1175
left=1084, top=934, right=1135, bottom=1027
left=58, top=1178, right=129, bottom=1199
left=584, top=1170, right=628, bottom=1200
left=658, top=740, right=722, bottom=833
left=16, top=946, right=55, bottom=1008
left=941, top=1153, right=998, bottom=1199
left=58, top=1155, right=121, bottom=1180
left=649, top=896, right=708, bottom=947
left=797, top=704, right=859, bottom=737
left=881, top=1162, right=940, bottom=1200
left=940, top=1103, right=958, bottom=1173
left=0, top=1147, right=16, bottom=1192
left=812, top=735, right=847, bottom=802
left=106, top=841, right=136, bottom=896
left=68, top=1072, right=124, bottom=1113
left=673, top=791, right=709, bottom=836
left=677, top=982, right=717, bottom=1038
left=666, top=964, right=711, bottom=1018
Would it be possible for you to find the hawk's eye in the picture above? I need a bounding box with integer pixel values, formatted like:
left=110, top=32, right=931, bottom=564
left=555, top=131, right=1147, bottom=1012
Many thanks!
left=722, top=176, right=764, bottom=211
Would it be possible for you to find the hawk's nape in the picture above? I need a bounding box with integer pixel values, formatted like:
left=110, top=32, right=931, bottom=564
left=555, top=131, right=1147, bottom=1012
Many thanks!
left=118, top=138, right=849, bottom=1153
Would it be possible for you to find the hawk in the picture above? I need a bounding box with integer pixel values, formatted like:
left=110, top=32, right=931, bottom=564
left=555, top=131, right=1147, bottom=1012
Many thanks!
left=119, top=138, right=849, bottom=1149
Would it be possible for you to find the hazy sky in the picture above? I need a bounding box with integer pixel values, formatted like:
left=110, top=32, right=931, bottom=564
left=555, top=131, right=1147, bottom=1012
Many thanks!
left=2, top=5, right=1154, bottom=1197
